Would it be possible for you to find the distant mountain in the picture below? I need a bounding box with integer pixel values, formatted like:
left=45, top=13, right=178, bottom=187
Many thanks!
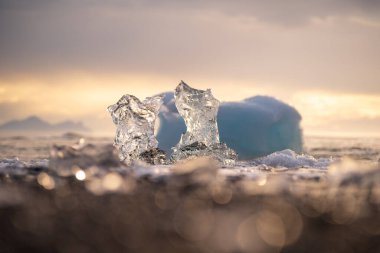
left=0, top=116, right=89, bottom=133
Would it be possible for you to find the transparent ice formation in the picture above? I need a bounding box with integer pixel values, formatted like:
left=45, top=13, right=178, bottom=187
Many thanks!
left=156, top=93, right=302, bottom=160
left=171, top=81, right=237, bottom=166
left=108, top=95, right=166, bottom=165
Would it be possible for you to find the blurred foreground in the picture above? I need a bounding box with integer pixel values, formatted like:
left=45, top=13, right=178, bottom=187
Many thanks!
left=0, top=136, right=380, bottom=253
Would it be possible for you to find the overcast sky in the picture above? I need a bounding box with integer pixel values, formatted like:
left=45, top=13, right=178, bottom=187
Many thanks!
left=0, top=0, right=379, bottom=136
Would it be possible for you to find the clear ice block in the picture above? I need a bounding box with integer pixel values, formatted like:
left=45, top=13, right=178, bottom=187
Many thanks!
left=171, top=81, right=237, bottom=166
left=108, top=94, right=166, bottom=165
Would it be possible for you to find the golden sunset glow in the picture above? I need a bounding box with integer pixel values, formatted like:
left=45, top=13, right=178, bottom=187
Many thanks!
left=1, top=73, right=379, bottom=137
left=1, top=0, right=379, bottom=137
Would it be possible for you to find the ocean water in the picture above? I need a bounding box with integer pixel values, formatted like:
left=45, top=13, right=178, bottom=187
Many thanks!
left=0, top=135, right=112, bottom=161
left=1, top=134, right=379, bottom=163
left=304, top=136, right=380, bottom=162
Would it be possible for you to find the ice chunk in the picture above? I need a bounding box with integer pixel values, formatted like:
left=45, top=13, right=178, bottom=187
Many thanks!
left=171, top=81, right=237, bottom=166
left=172, top=141, right=237, bottom=166
left=174, top=81, right=220, bottom=146
left=0, top=158, right=49, bottom=177
left=157, top=93, right=302, bottom=159
left=218, top=96, right=302, bottom=159
left=108, top=94, right=166, bottom=165
left=252, top=149, right=332, bottom=169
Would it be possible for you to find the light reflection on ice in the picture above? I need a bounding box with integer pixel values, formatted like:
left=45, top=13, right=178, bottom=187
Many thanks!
left=1, top=139, right=380, bottom=253
left=2, top=139, right=379, bottom=198
left=0, top=147, right=334, bottom=182
left=75, top=170, right=86, bottom=181
left=37, top=172, right=55, bottom=190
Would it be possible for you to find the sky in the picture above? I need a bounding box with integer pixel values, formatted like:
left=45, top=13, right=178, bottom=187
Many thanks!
left=0, top=0, right=380, bottom=137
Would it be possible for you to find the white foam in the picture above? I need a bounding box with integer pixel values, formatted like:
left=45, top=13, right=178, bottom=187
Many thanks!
left=252, top=149, right=332, bottom=169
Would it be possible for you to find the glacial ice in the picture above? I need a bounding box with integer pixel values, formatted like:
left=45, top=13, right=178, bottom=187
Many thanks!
left=171, top=81, right=237, bottom=166
left=157, top=93, right=302, bottom=159
left=0, top=158, right=49, bottom=176
left=107, top=94, right=166, bottom=165
left=250, top=149, right=332, bottom=169
left=173, top=81, right=220, bottom=146
left=218, top=96, right=302, bottom=159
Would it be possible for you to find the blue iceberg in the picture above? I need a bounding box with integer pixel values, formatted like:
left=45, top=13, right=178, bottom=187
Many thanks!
left=156, top=92, right=302, bottom=160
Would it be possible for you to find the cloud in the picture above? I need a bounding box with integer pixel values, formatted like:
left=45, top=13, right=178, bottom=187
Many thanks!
left=1, top=2, right=379, bottom=91
left=1, top=0, right=379, bottom=140
left=0, top=0, right=380, bottom=98
left=1, top=0, right=380, bottom=23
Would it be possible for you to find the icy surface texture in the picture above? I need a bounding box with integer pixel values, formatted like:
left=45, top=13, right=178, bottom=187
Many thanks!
left=156, top=93, right=302, bottom=159
left=171, top=81, right=237, bottom=166
left=0, top=158, right=49, bottom=177
left=49, top=143, right=123, bottom=176
left=108, top=94, right=166, bottom=165
left=250, top=149, right=332, bottom=169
